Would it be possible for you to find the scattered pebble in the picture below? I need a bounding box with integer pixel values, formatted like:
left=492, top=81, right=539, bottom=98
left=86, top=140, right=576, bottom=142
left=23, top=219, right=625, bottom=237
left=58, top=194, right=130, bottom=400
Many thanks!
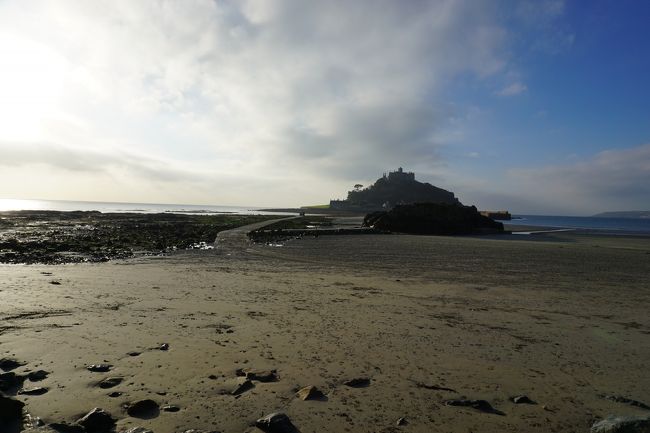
left=344, top=377, right=370, bottom=388
left=510, top=395, right=536, bottom=404
left=296, top=385, right=325, bottom=401
left=87, top=364, right=112, bottom=373
left=98, top=377, right=123, bottom=389
left=126, top=399, right=160, bottom=419
left=50, top=281, right=61, bottom=285
left=162, top=404, right=180, bottom=412
left=108, top=392, right=122, bottom=398
left=77, top=408, right=116, bottom=433
left=158, top=343, right=169, bottom=351
left=396, top=417, right=408, bottom=426
left=127, top=351, right=141, bottom=357
left=255, top=412, right=298, bottom=433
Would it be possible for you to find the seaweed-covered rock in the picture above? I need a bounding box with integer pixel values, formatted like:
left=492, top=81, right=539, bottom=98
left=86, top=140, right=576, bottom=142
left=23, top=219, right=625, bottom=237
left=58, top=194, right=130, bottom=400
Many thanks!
left=364, top=203, right=504, bottom=235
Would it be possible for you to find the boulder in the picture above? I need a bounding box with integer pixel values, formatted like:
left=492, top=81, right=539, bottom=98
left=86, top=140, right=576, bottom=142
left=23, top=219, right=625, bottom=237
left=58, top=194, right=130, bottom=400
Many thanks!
left=76, top=408, right=116, bottom=433
left=296, top=386, right=325, bottom=401
left=255, top=413, right=299, bottom=433
left=363, top=203, right=504, bottom=235
left=0, top=395, right=24, bottom=429
left=0, top=372, right=26, bottom=392
left=0, top=358, right=24, bottom=371
left=27, top=370, right=49, bottom=382
left=591, top=416, right=650, bottom=433
left=126, top=399, right=159, bottom=419
left=98, top=377, right=123, bottom=389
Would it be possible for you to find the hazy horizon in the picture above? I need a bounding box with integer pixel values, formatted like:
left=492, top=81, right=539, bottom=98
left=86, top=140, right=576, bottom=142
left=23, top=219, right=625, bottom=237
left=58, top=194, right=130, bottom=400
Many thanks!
left=1, top=1, right=649, bottom=214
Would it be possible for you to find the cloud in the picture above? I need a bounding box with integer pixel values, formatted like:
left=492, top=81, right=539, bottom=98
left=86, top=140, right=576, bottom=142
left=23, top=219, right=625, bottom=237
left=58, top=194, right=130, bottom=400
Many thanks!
left=497, top=82, right=528, bottom=96
left=506, top=144, right=650, bottom=214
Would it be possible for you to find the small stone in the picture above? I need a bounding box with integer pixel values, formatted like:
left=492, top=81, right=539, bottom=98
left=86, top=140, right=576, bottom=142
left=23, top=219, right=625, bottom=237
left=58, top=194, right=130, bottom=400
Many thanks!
left=247, top=370, right=277, bottom=382
left=162, top=404, right=180, bottom=412
left=28, top=370, right=49, bottom=382
left=50, top=281, right=61, bottom=285
left=296, top=385, right=325, bottom=401
left=18, top=387, right=49, bottom=395
left=126, top=399, right=160, bottom=418
left=231, top=379, right=254, bottom=396
left=127, top=351, right=141, bottom=357
left=87, top=364, right=112, bottom=373
left=396, top=417, right=408, bottom=426
left=445, top=399, right=504, bottom=415
left=255, top=412, right=298, bottom=433
left=510, top=395, right=536, bottom=404
left=344, top=377, right=370, bottom=388
left=98, top=377, right=123, bottom=389
left=121, top=428, right=154, bottom=433
left=76, top=408, right=116, bottom=433
left=108, top=391, right=122, bottom=398
left=159, top=343, right=169, bottom=351
left=0, top=357, right=24, bottom=371
left=591, top=415, right=650, bottom=433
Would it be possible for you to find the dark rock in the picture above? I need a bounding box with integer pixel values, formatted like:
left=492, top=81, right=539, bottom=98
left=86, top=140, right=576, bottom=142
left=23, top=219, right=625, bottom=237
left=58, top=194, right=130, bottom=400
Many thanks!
left=296, top=386, right=325, bottom=401
left=591, top=415, right=650, bottom=433
left=86, top=364, right=112, bottom=373
left=396, top=417, right=408, bottom=426
left=602, top=395, right=650, bottom=411
left=127, top=351, right=141, bottom=357
left=18, top=386, right=49, bottom=395
left=48, top=422, right=85, bottom=433
left=344, top=378, right=370, bottom=388
left=0, top=358, right=24, bottom=371
left=23, top=412, right=45, bottom=428
left=240, top=369, right=277, bottom=382
left=0, top=395, right=25, bottom=430
left=158, top=343, right=169, bottom=351
left=126, top=399, right=160, bottom=419
left=162, top=404, right=180, bottom=412
left=510, top=395, right=536, bottom=405
left=0, top=372, right=26, bottom=392
left=76, top=408, right=116, bottom=433
left=98, top=377, right=123, bottom=389
left=231, top=379, right=254, bottom=396
left=364, top=203, right=504, bottom=235
left=50, top=281, right=61, bottom=285
left=27, top=370, right=49, bottom=382
left=255, top=412, right=299, bottom=433
left=445, top=399, right=505, bottom=415
left=108, top=391, right=122, bottom=398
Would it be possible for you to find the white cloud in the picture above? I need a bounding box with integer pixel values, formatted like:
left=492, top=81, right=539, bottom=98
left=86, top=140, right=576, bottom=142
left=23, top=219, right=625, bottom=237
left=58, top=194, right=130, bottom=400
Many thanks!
left=0, top=0, right=566, bottom=206
left=497, top=82, right=528, bottom=96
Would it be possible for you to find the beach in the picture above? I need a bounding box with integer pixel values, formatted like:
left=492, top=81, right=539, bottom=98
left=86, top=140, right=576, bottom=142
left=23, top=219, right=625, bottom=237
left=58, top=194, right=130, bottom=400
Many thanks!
left=1, top=224, right=649, bottom=433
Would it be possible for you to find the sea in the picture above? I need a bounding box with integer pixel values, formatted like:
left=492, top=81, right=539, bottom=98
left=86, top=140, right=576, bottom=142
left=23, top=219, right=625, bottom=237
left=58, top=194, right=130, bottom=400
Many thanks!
left=1, top=198, right=649, bottom=234
left=0, top=198, right=290, bottom=216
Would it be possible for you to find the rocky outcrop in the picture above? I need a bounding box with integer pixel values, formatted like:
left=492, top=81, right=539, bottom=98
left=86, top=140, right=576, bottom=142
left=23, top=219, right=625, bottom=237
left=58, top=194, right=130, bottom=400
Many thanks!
left=591, top=415, right=650, bottom=433
left=364, top=203, right=504, bottom=235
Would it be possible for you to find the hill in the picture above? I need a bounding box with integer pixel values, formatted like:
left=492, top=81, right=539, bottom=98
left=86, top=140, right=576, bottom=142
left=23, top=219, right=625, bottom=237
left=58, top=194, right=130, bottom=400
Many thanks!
left=592, top=211, right=650, bottom=219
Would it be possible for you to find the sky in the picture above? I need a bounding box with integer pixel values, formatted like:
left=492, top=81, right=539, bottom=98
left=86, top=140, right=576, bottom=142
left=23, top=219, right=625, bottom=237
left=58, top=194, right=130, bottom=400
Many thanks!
left=0, top=0, right=648, bottom=215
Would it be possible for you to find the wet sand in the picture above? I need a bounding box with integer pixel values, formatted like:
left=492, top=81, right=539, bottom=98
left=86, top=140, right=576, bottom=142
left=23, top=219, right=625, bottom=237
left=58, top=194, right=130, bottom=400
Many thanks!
left=1, top=231, right=649, bottom=432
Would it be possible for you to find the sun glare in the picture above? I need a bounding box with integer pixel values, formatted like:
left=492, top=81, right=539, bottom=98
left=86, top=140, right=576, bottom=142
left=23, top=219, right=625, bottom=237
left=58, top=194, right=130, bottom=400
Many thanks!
left=0, top=34, right=67, bottom=141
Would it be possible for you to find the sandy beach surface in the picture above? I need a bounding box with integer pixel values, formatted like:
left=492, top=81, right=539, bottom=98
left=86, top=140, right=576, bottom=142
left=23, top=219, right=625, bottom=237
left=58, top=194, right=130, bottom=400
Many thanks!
left=1, top=230, right=650, bottom=432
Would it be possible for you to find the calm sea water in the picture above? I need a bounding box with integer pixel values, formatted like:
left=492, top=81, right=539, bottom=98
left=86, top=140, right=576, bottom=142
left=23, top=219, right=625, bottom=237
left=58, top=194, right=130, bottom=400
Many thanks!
left=508, top=214, right=650, bottom=234
left=0, top=198, right=291, bottom=216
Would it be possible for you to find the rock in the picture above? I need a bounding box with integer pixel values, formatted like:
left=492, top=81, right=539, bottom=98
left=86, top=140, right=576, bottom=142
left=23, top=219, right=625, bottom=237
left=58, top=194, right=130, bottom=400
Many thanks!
left=445, top=399, right=505, bottom=415
left=108, top=391, right=122, bottom=398
left=158, top=343, right=169, bottom=351
left=127, top=351, right=141, bottom=357
left=162, top=404, right=180, bottom=412
left=0, top=395, right=25, bottom=429
left=126, top=399, right=160, bottom=418
left=50, top=281, right=61, bottom=285
left=48, top=422, right=85, bottom=433
left=120, top=428, right=154, bottom=433
left=591, top=415, right=650, bottom=433
left=76, top=408, right=116, bottom=433
left=255, top=412, right=299, bottom=433
left=0, top=357, right=24, bottom=371
left=18, top=386, right=49, bottom=395
left=0, top=371, right=26, bottom=392
left=27, top=370, right=49, bottom=382
left=344, top=378, right=370, bottom=388
left=510, top=395, right=536, bottom=404
left=86, top=364, right=112, bottom=373
left=602, top=395, right=650, bottom=411
left=23, top=412, right=45, bottom=428
left=98, top=377, right=123, bottom=389
left=231, top=379, right=254, bottom=396
left=245, top=369, right=278, bottom=382
left=296, top=385, right=325, bottom=401
left=363, top=203, right=504, bottom=235
left=20, top=427, right=58, bottom=433
left=396, top=417, right=408, bottom=426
